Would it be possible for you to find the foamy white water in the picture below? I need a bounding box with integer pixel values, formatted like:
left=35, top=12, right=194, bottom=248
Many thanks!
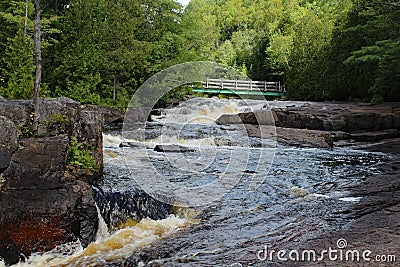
left=95, top=205, right=110, bottom=241
left=10, top=215, right=190, bottom=267
left=153, top=97, right=266, bottom=125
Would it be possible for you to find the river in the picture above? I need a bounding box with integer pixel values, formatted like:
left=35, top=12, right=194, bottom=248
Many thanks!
left=3, top=98, right=394, bottom=267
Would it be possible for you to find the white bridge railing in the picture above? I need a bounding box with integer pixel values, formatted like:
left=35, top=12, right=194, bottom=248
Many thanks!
left=201, top=79, right=285, bottom=92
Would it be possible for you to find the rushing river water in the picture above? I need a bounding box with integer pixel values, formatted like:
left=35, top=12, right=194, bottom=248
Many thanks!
left=3, top=98, right=394, bottom=267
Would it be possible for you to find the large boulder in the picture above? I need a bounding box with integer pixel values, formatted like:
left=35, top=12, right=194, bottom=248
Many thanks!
left=0, top=100, right=32, bottom=127
left=69, top=110, right=103, bottom=183
left=238, top=110, right=275, bottom=125
left=272, top=107, right=325, bottom=130
left=0, top=98, right=103, bottom=181
left=36, top=97, right=81, bottom=137
left=343, top=113, right=383, bottom=132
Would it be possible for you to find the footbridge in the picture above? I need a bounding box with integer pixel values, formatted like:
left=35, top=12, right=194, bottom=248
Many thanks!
left=192, top=78, right=286, bottom=97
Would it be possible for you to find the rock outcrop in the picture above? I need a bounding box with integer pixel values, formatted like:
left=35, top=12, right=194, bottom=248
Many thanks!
left=0, top=98, right=103, bottom=265
left=272, top=103, right=400, bottom=133
left=216, top=102, right=400, bottom=149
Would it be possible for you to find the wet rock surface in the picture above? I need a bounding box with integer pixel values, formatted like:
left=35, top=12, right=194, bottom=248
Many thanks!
left=119, top=100, right=399, bottom=267
left=106, top=159, right=400, bottom=267
left=94, top=189, right=173, bottom=228
left=353, top=138, right=400, bottom=155
left=245, top=124, right=334, bottom=149
left=272, top=102, right=400, bottom=132
left=0, top=98, right=103, bottom=265
left=292, top=161, right=400, bottom=267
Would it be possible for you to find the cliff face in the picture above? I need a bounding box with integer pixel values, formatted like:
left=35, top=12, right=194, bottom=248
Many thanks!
left=0, top=97, right=103, bottom=265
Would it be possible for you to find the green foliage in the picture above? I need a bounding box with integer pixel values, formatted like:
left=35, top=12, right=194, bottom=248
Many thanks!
left=67, top=137, right=98, bottom=174
left=0, top=0, right=34, bottom=99
left=0, top=0, right=60, bottom=99
left=47, top=113, right=67, bottom=124
left=180, top=0, right=220, bottom=61
left=285, top=7, right=335, bottom=100
left=1, top=32, right=34, bottom=99
left=320, top=0, right=400, bottom=102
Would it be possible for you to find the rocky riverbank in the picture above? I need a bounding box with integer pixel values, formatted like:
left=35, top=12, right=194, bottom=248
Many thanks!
left=0, top=97, right=103, bottom=265
left=291, top=159, right=400, bottom=267
left=216, top=101, right=400, bottom=149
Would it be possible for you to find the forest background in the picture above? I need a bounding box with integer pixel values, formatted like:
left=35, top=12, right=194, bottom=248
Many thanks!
left=0, top=0, right=399, bottom=109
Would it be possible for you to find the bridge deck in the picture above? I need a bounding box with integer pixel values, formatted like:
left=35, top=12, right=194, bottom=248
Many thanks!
left=192, top=78, right=286, bottom=96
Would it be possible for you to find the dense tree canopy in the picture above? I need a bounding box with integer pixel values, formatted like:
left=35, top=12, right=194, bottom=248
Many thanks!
left=0, top=0, right=399, bottom=105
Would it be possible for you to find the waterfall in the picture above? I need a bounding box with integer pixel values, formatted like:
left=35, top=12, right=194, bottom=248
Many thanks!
left=95, top=204, right=110, bottom=241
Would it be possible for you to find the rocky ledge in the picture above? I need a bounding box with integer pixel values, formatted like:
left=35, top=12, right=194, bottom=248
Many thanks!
left=0, top=97, right=103, bottom=265
left=217, top=102, right=400, bottom=149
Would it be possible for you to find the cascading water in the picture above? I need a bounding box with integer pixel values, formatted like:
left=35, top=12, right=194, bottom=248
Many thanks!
left=3, top=98, right=394, bottom=267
